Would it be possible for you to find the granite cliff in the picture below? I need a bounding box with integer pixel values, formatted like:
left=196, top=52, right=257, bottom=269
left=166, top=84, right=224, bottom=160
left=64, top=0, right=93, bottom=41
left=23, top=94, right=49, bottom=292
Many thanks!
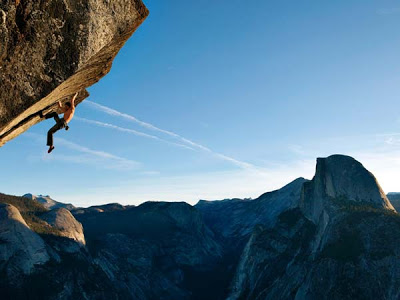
left=227, top=155, right=400, bottom=300
left=388, top=193, right=400, bottom=211
left=1, top=155, right=400, bottom=299
left=0, top=0, right=148, bottom=147
left=0, top=203, right=49, bottom=277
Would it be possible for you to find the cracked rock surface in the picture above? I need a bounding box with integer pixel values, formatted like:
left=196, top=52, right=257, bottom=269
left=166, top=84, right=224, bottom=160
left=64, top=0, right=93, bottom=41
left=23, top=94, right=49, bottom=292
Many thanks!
left=0, top=0, right=148, bottom=147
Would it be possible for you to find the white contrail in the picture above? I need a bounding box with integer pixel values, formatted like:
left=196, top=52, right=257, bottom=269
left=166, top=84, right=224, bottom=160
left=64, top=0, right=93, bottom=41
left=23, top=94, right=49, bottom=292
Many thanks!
left=75, top=117, right=194, bottom=150
left=85, top=101, right=179, bottom=137
left=56, top=138, right=137, bottom=165
left=24, top=132, right=139, bottom=170
left=84, top=100, right=257, bottom=170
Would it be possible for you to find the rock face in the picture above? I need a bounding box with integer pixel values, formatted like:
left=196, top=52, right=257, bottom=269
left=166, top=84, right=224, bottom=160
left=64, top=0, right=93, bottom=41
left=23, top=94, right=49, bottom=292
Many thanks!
left=0, top=0, right=148, bottom=146
left=387, top=193, right=400, bottom=211
left=300, top=154, right=394, bottom=224
left=227, top=209, right=316, bottom=300
left=23, top=193, right=75, bottom=210
left=227, top=208, right=400, bottom=300
left=0, top=203, right=49, bottom=276
left=72, top=202, right=126, bottom=214
left=196, top=177, right=308, bottom=255
left=2, top=154, right=400, bottom=299
left=41, top=208, right=85, bottom=245
left=227, top=155, right=400, bottom=300
left=74, top=201, right=224, bottom=300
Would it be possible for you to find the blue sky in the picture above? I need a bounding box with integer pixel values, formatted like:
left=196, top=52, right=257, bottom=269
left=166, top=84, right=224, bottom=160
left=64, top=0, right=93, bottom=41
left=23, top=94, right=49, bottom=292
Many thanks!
left=1, top=0, right=400, bottom=207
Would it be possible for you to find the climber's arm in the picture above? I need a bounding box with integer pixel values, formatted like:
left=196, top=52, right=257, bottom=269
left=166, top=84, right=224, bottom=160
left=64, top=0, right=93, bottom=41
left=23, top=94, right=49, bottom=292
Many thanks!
left=71, top=92, right=78, bottom=109
left=57, top=100, right=66, bottom=113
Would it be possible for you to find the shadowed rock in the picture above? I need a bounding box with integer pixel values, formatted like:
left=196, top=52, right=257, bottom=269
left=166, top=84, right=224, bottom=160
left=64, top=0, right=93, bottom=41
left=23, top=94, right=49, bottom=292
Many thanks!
left=41, top=208, right=85, bottom=245
left=196, top=177, right=308, bottom=241
left=387, top=193, right=400, bottom=211
left=0, top=203, right=49, bottom=276
left=0, top=0, right=148, bottom=146
left=72, top=202, right=126, bottom=215
left=3, top=154, right=400, bottom=299
left=227, top=155, right=400, bottom=300
left=300, top=154, right=394, bottom=224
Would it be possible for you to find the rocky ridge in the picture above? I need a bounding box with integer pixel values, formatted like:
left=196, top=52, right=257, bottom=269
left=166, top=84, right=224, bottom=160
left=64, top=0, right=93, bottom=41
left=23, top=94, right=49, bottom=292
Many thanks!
left=387, top=193, right=400, bottom=211
left=227, top=155, right=400, bottom=300
left=42, top=208, right=85, bottom=245
left=23, top=194, right=75, bottom=210
left=0, top=203, right=49, bottom=276
left=195, top=177, right=308, bottom=253
left=1, top=155, right=400, bottom=299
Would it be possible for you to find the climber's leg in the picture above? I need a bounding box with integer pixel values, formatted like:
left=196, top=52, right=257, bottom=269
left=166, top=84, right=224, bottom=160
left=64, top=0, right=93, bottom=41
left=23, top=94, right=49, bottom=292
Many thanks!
left=47, top=122, right=62, bottom=147
left=44, top=111, right=59, bottom=121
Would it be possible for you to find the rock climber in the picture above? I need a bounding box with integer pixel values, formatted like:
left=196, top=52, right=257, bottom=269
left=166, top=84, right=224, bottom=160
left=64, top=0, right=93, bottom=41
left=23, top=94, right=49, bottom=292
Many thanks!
left=40, top=92, right=77, bottom=153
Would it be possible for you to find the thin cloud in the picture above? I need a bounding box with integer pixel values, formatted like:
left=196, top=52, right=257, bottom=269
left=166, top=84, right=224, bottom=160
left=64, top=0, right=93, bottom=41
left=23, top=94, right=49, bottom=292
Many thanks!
left=60, top=161, right=315, bottom=207
left=377, top=8, right=400, bottom=15
left=75, top=117, right=194, bottom=150
left=85, top=101, right=178, bottom=137
left=384, top=136, right=400, bottom=146
left=57, top=138, right=139, bottom=169
left=25, top=132, right=140, bottom=170
left=84, top=101, right=258, bottom=170
left=41, top=153, right=135, bottom=170
left=288, top=144, right=308, bottom=156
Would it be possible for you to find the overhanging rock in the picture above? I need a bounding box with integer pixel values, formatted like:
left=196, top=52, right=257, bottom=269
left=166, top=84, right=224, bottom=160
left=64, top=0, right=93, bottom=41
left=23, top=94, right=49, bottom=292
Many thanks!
left=0, top=0, right=149, bottom=147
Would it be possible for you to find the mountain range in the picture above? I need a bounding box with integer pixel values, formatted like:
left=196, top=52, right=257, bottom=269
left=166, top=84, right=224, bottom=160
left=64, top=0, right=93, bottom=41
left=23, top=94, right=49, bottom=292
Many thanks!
left=1, top=154, right=400, bottom=299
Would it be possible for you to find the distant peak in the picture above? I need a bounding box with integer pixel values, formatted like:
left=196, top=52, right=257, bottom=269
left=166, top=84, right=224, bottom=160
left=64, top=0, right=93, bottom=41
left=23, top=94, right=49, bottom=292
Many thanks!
left=22, top=193, right=75, bottom=210
left=280, top=177, right=309, bottom=190
left=318, top=154, right=355, bottom=161
left=315, top=155, right=390, bottom=204
left=301, top=155, right=394, bottom=223
left=388, top=192, right=400, bottom=196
